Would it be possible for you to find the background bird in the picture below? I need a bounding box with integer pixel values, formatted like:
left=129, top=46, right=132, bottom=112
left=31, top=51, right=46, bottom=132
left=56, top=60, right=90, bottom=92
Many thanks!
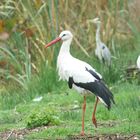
left=137, top=55, right=140, bottom=70
left=45, top=30, right=115, bottom=135
left=89, top=18, right=112, bottom=66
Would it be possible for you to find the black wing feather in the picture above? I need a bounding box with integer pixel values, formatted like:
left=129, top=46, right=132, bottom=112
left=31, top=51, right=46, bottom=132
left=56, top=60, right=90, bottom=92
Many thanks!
left=73, top=80, right=115, bottom=110
left=67, top=68, right=115, bottom=110
left=85, top=67, right=101, bottom=80
left=68, top=77, right=74, bottom=89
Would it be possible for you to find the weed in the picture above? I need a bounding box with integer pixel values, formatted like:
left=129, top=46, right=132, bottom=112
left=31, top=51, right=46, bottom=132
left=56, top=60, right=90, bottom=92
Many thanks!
left=26, top=106, right=60, bottom=128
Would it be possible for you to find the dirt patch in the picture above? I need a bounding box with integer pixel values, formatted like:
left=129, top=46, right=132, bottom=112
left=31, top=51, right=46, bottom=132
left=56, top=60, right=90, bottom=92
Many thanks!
left=0, top=126, right=139, bottom=140
left=67, top=134, right=139, bottom=140
left=0, top=126, right=48, bottom=140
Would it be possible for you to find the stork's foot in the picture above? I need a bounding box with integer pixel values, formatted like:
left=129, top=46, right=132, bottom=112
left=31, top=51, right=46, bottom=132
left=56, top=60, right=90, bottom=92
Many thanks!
left=80, top=131, right=85, bottom=136
left=92, top=117, right=97, bottom=128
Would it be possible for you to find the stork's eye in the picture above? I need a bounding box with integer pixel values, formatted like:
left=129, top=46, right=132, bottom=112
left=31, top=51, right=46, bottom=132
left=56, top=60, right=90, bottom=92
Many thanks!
left=62, top=34, right=66, bottom=37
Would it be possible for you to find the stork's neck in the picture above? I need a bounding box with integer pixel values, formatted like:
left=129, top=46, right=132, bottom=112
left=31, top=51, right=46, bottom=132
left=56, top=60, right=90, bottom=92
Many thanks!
left=96, top=24, right=101, bottom=46
left=59, top=38, right=72, bottom=55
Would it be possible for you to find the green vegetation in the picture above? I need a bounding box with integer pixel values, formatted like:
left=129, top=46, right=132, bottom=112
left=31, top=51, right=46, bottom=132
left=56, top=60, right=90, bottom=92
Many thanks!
left=0, top=83, right=140, bottom=139
left=0, top=0, right=140, bottom=139
left=26, top=106, right=60, bottom=128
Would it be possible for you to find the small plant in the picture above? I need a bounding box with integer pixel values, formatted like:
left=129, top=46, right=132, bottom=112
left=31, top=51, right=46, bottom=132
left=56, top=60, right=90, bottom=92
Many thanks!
left=26, top=106, right=60, bottom=129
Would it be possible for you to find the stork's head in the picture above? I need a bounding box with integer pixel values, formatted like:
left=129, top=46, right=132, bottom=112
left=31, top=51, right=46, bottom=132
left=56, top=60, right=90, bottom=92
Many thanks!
left=59, top=30, right=73, bottom=41
left=45, top=30, right=73, bottom=48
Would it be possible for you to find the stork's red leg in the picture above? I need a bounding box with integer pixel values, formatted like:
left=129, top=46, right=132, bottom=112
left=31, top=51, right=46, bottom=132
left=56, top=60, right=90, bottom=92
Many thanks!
left=92, top=97, right=99, bottom=127
left=80, top=96, right=86, bottom=136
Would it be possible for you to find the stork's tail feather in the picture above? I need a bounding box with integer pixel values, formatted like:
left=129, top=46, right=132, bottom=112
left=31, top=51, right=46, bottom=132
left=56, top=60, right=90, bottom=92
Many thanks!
left=96, top=81, right=115, bottom=110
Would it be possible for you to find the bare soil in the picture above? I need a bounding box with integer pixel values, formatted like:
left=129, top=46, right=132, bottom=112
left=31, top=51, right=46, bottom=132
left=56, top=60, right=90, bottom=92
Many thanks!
left=67, top=134, right=139, bottom=140
left=0, top=127, right=139, bottom=140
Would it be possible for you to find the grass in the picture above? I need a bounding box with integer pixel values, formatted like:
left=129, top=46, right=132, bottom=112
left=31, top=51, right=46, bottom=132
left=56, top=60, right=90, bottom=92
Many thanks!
left=0, top=82, right=140, bottom=139
left=0, top=0, right=140, bottom=139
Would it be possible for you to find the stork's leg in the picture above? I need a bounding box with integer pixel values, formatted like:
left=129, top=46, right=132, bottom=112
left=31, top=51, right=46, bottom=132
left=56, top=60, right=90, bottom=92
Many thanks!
left=80, top=96, right=86, bottom=136
left=92, top=97, right=99, bottom=128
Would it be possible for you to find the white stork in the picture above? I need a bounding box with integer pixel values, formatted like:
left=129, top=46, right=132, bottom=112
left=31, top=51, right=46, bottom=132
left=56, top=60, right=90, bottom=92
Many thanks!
left=45, top=30, right=115, bottom=135
left=137, top=55, right=140, bottom=70
left=89, top=18, right=111, bottom=66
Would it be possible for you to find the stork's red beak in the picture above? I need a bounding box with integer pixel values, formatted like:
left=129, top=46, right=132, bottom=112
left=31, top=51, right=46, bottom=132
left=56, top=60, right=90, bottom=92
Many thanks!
left=45, top=37, right=61, bottom=48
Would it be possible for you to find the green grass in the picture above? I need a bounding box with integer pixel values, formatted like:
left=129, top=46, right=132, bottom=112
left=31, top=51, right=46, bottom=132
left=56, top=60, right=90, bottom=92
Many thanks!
left=0, top=0, right=140, bottom=139
left=0, top=82, right=140, bottom=139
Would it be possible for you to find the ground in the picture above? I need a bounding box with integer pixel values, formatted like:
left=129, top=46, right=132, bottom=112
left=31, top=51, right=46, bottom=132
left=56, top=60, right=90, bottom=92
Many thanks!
left=0, top=125, right=139, bottom=140
left=0, top=83, right=140, bottom=139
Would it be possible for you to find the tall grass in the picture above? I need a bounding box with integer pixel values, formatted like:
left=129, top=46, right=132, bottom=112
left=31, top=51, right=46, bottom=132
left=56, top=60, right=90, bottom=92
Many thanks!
left=0, top=0, right=140, bottom=109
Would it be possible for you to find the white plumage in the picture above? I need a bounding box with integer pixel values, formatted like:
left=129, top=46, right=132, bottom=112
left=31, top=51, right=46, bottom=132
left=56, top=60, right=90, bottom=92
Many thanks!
left=57, top=52, right=102, bottom=93
left=57, top=31, right=102, bottom=94
left=137, top=55, right=140, bottom=69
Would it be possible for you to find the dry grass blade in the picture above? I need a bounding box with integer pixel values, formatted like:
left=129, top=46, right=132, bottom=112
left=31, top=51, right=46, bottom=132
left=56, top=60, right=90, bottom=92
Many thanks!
left=30, top=38, right=45, bottom=61
left=74, top=37, right=90, bottom=58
